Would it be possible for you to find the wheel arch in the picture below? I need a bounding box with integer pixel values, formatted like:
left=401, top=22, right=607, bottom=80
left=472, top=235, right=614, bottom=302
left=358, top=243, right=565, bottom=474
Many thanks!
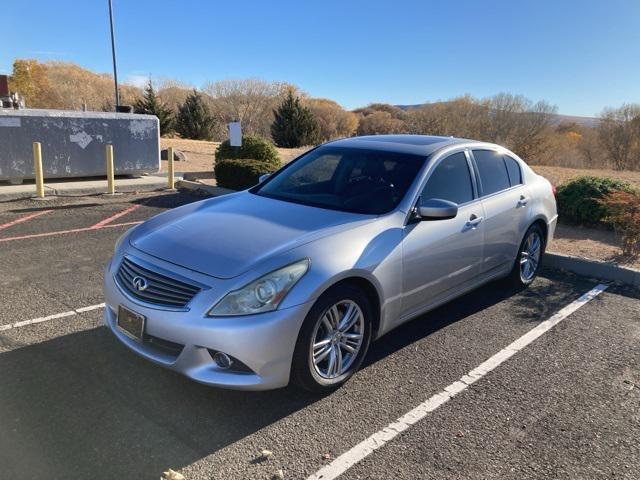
left=318, top=276, right=382, bottom=340
left=529, top=216, right=549, bottom=249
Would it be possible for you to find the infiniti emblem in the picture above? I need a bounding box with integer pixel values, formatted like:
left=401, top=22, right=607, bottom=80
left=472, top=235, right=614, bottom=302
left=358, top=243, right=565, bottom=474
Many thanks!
left=132, top=276, right=148, bottom=292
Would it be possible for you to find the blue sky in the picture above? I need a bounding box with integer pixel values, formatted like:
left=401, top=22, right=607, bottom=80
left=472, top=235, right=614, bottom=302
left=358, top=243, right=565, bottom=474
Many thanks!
left=2, top=0, right=639, bottom=116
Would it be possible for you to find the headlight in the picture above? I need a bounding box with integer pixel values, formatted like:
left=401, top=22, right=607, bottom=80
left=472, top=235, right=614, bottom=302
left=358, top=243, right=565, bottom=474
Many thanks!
left=208, top=259, right=309, bottom=316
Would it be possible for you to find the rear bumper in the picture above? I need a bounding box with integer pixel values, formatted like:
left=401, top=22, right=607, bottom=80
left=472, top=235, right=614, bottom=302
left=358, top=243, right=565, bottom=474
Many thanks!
left=103, top=262, right=312, bottom=391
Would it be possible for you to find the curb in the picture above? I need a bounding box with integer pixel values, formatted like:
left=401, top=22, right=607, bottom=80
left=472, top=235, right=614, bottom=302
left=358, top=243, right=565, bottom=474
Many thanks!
left=544, top=252, right=640, bottom=287
left=176, top=179, right=236, bottom=197
left=0, top=177, right=171, bottom=202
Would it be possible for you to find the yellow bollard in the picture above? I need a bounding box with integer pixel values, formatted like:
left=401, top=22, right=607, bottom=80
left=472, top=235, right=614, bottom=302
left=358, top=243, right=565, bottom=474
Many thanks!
left=167, top=146, right=175, bottom=190
left=106, top=144, right=115, bottom=194
left=32, top=142, right=45, bottom=198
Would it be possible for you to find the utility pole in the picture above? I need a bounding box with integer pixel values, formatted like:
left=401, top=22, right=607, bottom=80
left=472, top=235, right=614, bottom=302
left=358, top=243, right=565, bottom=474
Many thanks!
left=108, top=0, right=120, bottom=109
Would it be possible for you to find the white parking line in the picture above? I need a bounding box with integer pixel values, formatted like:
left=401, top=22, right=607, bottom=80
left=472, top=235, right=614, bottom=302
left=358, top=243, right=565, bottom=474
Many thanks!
left=307, top=283, right=608, bottom=480
left=0, top=303, right=105, bottom=332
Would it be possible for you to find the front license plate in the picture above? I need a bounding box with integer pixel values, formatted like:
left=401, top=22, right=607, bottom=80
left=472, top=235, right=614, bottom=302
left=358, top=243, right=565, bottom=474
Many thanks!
left=117, top=306, right=145, bottom=341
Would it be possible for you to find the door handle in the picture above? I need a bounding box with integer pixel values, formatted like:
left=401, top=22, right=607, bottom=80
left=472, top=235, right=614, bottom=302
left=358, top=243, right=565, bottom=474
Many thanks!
left=466, top=214, right=483, bottom=228
left=518, top=195, right=529, bottom=207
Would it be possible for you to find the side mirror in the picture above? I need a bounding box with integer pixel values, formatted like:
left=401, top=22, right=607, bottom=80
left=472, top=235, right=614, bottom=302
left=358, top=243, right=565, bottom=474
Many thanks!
left=418, top=198, right=458, bottom=220
left=258, top=173, right=271, bottom=183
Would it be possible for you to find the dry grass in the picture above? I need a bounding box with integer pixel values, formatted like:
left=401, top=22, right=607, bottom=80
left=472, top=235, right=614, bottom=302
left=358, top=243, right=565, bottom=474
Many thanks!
left=531, top=165, right=640, bottom=189
left=159, top=138, right=310, bottom=176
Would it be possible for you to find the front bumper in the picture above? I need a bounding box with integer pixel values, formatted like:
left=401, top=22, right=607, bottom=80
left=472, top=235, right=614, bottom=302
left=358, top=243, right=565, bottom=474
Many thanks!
left=103, top=257, right=312, bottom=391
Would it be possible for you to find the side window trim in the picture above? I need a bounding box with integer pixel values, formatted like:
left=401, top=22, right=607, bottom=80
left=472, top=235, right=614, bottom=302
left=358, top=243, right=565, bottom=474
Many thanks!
left=464, top=149, right=480, bottom=200
left=467, top=149, right=484, bottom=197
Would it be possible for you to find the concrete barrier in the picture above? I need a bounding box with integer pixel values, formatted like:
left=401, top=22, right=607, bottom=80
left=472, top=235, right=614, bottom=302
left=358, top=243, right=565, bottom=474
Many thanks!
left=0, top=109, right=159, bottom=182
left=544, top=252, right=640, bottom=287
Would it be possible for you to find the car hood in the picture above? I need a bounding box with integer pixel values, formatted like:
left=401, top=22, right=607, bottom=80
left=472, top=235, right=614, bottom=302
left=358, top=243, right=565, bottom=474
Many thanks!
left=130, top=192, right=373, bottom=279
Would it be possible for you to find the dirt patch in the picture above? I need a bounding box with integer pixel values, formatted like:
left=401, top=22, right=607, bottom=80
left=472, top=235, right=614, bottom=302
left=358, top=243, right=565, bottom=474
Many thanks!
left=532, top=165, right=640, bottom=189
left=159, top=138, right=310, bottom=178
left=549, top=224, right=639, bottom=269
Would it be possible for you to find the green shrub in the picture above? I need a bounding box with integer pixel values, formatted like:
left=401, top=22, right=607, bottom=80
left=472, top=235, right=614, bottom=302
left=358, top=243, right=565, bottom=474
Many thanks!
left=556, top=176, right=632, bottom=227
left=215, top=135, right=280, bottom=166
left=215, top=158, right=280, bottom=190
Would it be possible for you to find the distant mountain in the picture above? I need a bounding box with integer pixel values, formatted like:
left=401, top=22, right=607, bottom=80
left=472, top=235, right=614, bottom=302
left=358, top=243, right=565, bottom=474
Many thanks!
left=395, top=103, right=599, bottom=128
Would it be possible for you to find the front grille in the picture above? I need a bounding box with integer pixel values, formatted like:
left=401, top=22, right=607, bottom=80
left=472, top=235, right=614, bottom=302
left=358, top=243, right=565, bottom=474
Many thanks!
left=116, top=256, right=200, bottom=308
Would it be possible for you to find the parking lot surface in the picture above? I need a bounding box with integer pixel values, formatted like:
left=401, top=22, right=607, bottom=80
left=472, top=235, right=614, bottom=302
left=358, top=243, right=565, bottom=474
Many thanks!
left=0, top=192, right=638, bottom=480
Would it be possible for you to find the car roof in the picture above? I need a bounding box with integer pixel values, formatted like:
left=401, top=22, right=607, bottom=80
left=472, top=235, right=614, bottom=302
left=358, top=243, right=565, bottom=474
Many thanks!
left=327, top=135, right=476, bottom=157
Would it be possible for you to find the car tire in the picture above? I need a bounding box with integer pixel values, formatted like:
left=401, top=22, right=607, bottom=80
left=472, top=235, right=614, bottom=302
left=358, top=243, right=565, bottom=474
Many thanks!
left=290, top=284, right=373, bottom=393
left=507, top=223, right=546, bottom=287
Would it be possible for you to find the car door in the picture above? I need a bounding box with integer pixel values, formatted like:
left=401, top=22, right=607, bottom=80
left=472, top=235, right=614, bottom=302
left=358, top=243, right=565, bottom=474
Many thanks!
left=401, top=150, right=485, bottom=319
left=471, top=149, right=531, bottom=275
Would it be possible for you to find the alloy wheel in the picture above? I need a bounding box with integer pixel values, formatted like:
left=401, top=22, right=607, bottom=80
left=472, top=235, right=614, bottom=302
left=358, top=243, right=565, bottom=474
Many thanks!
left=310, top=300, right=365, bottom=379
left=520, top=230, right=542, bottom=282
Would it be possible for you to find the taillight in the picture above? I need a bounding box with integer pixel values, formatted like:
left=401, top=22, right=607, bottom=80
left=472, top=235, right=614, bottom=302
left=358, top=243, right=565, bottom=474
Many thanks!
left=551, top=185, right=557, bottom=197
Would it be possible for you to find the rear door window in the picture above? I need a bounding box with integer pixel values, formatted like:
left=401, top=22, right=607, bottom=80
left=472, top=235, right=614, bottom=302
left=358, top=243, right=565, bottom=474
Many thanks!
left=473, top=150, right=511, bottom=196
left=503, top=155, right=522, bottom=186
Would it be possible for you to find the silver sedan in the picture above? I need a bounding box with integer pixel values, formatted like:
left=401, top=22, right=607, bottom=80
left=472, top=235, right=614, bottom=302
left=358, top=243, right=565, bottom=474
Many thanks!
left=103, top=135, right=557, bottom=392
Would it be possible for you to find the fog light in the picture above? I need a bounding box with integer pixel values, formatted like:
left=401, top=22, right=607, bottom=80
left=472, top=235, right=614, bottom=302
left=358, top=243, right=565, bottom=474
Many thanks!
left=213, top=351, right=233, bottom=369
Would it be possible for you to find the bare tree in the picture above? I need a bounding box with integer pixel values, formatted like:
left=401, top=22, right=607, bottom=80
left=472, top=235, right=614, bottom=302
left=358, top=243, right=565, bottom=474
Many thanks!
left=157, top=78, right=193, bottom=112
left=406, top=93, right=555, bottom=162
left=598, top=104, right=640, bottom=170
left=407, top=95, right=490, bottom=139
left=203, top=79, right=300, bottom=140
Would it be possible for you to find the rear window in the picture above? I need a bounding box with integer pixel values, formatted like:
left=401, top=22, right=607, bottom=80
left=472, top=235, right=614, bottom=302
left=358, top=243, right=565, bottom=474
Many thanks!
left=503, top=155, right=522, bottom=186
left=473, top=150, right=511, bottom=196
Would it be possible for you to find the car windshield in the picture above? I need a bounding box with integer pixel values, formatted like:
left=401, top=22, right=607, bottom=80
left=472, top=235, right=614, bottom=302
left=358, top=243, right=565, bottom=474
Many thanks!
left=251, top=146, right=425, bottom=214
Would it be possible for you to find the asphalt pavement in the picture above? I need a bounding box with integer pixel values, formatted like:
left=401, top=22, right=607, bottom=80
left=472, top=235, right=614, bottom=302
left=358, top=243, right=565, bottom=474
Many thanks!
left=0, top=192, right=637, bottom=480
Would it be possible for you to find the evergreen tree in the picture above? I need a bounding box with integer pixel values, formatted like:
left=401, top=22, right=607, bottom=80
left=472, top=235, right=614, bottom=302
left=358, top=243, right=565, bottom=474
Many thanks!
left=176, top=90, right=216, bottom=140
left=271, top=91, right=321, bottom=147
left=133, top=80, right=174, bottom=135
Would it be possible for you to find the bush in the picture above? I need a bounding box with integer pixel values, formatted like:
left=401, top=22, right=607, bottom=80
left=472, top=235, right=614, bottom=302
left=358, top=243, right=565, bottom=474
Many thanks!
left=556, top=176, right=633, bottom=227
left=215, top=135, right=280, bottom=166
left=215, top=158, right=280, bottom=190
left=600, top=190, right=640, bottom=257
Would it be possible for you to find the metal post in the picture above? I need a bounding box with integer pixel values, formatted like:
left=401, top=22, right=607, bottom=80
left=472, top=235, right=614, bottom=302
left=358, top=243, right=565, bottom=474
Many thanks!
left=32, top=142, right=45, bottom=198
left=106, top=144, right=115, bottom=194
left=167, top=147, right=175, bottom=190
left=108, top=0, right=120, bottom=109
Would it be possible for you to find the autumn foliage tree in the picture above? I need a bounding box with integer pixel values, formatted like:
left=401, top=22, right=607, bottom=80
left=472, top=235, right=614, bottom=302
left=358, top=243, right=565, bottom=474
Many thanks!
left=306, top=98, right=358, bottom=141
left=9, top=59, right=140, bottom=110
